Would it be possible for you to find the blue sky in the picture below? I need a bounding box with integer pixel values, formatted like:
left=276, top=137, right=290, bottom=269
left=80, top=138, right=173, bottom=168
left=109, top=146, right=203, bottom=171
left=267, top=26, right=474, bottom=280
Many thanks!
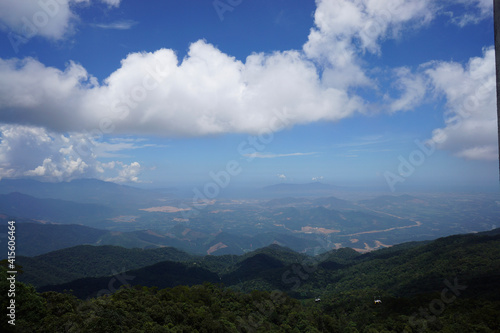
left=0, top=0, right=497, bottom=192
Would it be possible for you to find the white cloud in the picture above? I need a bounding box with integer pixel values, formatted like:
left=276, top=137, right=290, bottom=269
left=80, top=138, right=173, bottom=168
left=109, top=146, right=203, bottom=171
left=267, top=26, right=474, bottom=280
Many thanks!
left=105, top=161, right=142, bottom=183
left=0, top=41, right=364, bottom=136
left=334, top=135, right=390, bottom=148
left=0, top=0, right=122, bottom=46
left=277, top=174, right=287, bottom=180
left=0, top=58, right=97, bottom=131
left=455, top=146, right=498, bottom=161
left=0, top=0, right=495, bottom=186
left=25, top=156, right=89, bottom=179
left=0, top=0, right=76, bottom=41
left=93, top=138, right=166, bottom=158
left=0, top=0, right=453, bottom=137
left=0, top=1, right=491, bottom=138
left=388, top=67, right=428, bottom=112
left=426, top=47, right=498, bottom=161
left=303, top=0, right=435, bottom=89
left=243, top=152, right=317, bottom=159
left=100, top=0, right=121, bottom=7
left=0, top=124, right=144, bottom=182
left=90, top=20, right=137, bottom=30
left=446, top=0, right=493, bottom=27
left=0, top=124, right=93, bottom=181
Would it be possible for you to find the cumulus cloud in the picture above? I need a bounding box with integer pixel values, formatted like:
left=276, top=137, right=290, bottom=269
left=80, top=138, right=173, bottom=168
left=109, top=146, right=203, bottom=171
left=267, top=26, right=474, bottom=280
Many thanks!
left=0, top=0, right=122, bottom=51
left=3, top=0, right=472, bottom=138
left=0, top=124, right=143, bottom=182
left=426, top=47, right=498, bottom=161
left=0, top=58, right=97, bottom=131
left=0, top=0, right=496, bottom=185
left=105, top=161, right=142, bottom=183
left=303, top=0, right=435, bottom=89
left=0, top=0, right=76, bottom=41
left=388, top=67, right=428, bottom=112
left=0, top=41, right=364, bottom=136
left=0, top=0, right=491, bottom=137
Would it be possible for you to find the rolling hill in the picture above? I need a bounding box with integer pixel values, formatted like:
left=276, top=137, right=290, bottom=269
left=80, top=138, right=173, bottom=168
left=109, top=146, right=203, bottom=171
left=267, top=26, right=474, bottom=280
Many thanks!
left=28, top=228, right=500, bottom=301
left=1, top=220, right=324, bottom=258
left=3, top=228, right=500, bottom=333
left=16, top=245, right=196, bottom=287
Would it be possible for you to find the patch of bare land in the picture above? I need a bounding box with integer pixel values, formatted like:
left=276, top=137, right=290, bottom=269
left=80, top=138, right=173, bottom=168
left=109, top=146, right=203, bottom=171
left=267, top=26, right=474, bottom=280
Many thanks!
left=374, top=240, right=392, bottom=248
left=140, top=206, right=191, bottom=213
left=109, top=215, right=139, bottom=223
left=145, top=230, right=165, bottom=238
left=220, top=199, right=259, bottom=205
left=207, top=242, right=228, bottom=255
left=193, top=199, right=216, bottom=206
left=353, top=240, right=392, bottom=253
left=345, top=219, right=422, bottom=237
left=299, top=226, right=340, bottom=234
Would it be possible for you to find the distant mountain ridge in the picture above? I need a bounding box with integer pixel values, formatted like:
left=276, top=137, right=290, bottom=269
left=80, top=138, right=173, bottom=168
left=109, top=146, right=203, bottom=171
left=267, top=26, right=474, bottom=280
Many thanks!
left=6, top=222, right=108, bottom=257
left=0, top=220, right=323, bottom=258
left=2, top=179, right=498, bottom=264
left=24, top=228, right=500, bottom=301
left=0, top=178, right=167, bottom=207
left=0, top=192, right=113, bottom=224
left=16, top=245, right=195, bottom=287
left=6, top=234, right=500, bottom=333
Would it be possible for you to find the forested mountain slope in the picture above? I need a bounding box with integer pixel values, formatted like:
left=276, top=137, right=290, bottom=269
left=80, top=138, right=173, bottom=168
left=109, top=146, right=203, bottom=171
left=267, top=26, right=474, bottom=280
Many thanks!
left=28, top=229, right=500, bottom=303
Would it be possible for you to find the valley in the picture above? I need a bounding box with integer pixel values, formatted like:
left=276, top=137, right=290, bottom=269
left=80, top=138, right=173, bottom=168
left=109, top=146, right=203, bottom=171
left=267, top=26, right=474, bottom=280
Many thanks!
left=1, top=179, right=499, bottom=257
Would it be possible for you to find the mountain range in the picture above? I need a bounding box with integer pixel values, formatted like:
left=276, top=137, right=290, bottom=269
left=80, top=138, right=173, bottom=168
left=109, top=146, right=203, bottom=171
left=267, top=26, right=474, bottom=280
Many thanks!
left=11, top=228, right=499, bottom=301
left=1, top=220, right=324, bottom=258
left=0, top=178, right=172, bottom=208
left=2, top=177, right=499, bottom=260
